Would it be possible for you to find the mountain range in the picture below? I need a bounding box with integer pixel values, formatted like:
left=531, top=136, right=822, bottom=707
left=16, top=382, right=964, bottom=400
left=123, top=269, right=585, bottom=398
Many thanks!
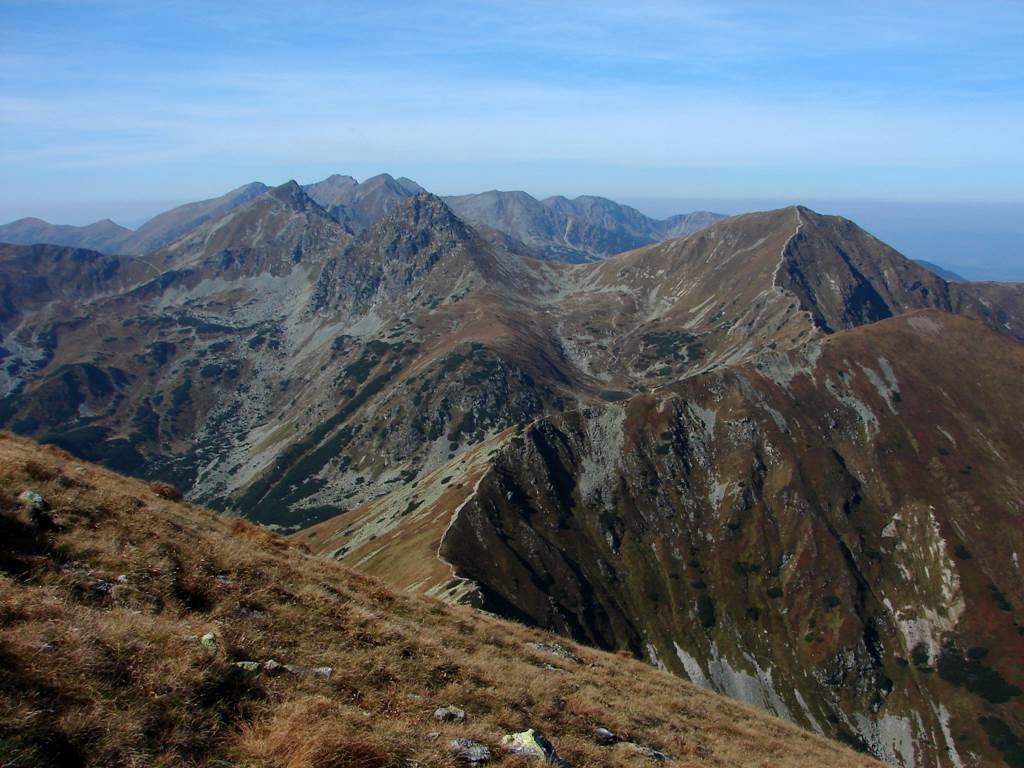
left=1, top=175, right=1023, bottom=767
left=0, top=173, right=723, bottom=264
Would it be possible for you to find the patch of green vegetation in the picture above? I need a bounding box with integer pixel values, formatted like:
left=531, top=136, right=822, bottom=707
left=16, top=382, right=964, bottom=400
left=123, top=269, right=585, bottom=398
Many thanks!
left=911, top=643, right=931, bottom=668
left=824, top=594, right=841, bottom=610
left=41, top=426, right=147, bottom=476
left=938, top=645, right=1021, bottom=703
left=991, top=585, right=1013, bottom=612
left=599, top=390, right=630, bottom=402
left=145, top=341, right=177, bottom=366
left=343, top=356, right=375, bottom=384
left=979, top=716, right=1024, bottom=768
left=732, top=561, right=761, bottom=577
left=200, top=362, right=240, bottom=380
left=294, top=505, right=345, bottom=526
left=130, top=401, right=160, bottom=443
left=954, top=544, right=972, bottom=560
left=697, top=594, right=716, bottom=629
left=168, top=376, right=192, bottom=424
left=441, top=352, right=467, bottom=373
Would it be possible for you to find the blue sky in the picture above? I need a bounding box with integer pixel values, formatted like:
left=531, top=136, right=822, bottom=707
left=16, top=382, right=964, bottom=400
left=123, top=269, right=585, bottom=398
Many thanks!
left=1, top=1, right=1023, bottom=277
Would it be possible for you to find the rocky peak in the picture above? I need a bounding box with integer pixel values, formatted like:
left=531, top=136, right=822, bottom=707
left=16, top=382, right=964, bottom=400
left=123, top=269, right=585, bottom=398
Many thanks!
left=310, top=193, right=491, bottom=317
left=357, top=192, right=475, bottom=258
left=302, top=174, right=359, bottom=207
left=265, top=179, right=317, bottom=210
left=775, top=206, right=954, bottom=333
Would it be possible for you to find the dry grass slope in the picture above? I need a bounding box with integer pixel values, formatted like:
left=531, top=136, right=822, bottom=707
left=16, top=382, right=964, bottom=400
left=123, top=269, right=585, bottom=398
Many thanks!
left=0, top=432, right=882, bottom=768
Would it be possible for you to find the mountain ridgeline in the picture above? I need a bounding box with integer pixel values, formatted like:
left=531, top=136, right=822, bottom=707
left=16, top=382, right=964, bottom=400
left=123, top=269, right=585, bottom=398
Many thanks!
left=0, top=173, right=722, bottom=263
left=1, top=176, right=1023, bottom=767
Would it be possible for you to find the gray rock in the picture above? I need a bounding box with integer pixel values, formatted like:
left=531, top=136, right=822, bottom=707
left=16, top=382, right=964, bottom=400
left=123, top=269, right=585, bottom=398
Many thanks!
left=262, top=659, right=285, bottom=675
left=282, top=663, right=332, bottom=680
left=434, top=705, right=466, bottom=723
left=18, top=490, right=46, bottom=512
left=594, top=726, right=618, bottom=745
left=621, top=742, right=670, bottom=761
left=525, top=642, right=580, bottom=663
left=449, top=738, right=491, bottom=763
left=234, top=660, right=260, bottom=673
left=311, top=666, right=332, bottom=680
left=199, top=632, right=217, bottom=652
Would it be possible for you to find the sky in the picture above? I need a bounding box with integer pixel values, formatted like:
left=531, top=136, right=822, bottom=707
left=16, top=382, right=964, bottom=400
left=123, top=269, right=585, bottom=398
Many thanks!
left=2, top=0, right=1023, bottom=278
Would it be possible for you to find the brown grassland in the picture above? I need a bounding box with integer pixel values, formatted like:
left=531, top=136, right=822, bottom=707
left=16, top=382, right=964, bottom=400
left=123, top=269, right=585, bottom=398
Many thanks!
left=0, top=432, right=883, bottom=767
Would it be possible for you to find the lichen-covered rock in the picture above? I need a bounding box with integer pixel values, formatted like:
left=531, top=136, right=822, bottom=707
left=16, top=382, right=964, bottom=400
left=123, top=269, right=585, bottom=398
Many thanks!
left=500, top=729, right=569, bottom=765
left=233, top=660, right=260, bottom=673
left=199, top=632, right=217, bottom=653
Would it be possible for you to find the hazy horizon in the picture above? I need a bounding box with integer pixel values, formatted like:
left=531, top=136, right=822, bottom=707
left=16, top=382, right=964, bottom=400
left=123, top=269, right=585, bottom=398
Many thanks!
left=1, top=176, right=1021, bottom=281
left=2, top=1, right=1022, bottom=279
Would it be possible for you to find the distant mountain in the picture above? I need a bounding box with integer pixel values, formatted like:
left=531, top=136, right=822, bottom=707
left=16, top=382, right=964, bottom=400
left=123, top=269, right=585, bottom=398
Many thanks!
left=303, top=173, right=426, bottom=233
left=0, top=183, right=270, bottom=256
left=915, top=259, right=966, bottom=282
left=117, top=181, right=269, bottom=254
left=0, top=217, right=131, bottom=253
left=443, top=189, right=724, bottom=262
left=1, top=174, right=720, bottom=264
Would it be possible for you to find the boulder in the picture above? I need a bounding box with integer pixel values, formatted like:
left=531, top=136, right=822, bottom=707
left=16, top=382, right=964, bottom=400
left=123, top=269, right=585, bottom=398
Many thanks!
left=434, top=705, right=466, bottom=723
left=282, top=663, right=333, bottom=680
left=262, top=659, right=285, bottom=675
left=18, top=490, right=46, bottom=512
left=500, top=729, right=569, bottom=765
left=594, top=726, right=618, bottom=745
left=199, top=632, right=217, bottom=653
left=449, top=738, right=491, bottom=763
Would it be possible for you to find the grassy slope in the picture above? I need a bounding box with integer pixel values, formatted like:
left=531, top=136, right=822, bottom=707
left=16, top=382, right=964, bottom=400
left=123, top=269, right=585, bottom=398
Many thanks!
left=0, top=432, right=882, bottom=768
